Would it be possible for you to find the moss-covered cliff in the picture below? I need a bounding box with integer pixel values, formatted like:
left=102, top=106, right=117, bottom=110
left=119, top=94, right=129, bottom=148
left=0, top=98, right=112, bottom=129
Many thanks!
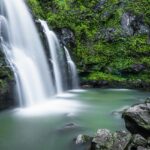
left=0, top=46, right=15, bottom=110
left=28, top=0, right=150, bottom=89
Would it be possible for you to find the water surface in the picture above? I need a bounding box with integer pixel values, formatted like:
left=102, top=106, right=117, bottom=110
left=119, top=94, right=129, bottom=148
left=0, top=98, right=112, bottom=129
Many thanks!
left=0, top=89, right=149, bottom=150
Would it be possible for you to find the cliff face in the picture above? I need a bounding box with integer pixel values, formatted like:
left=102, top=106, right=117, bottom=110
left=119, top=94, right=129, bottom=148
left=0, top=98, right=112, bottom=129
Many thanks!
left=0, top=45, right=15, bottom=110
left=28, top=0, right=150, bottom=89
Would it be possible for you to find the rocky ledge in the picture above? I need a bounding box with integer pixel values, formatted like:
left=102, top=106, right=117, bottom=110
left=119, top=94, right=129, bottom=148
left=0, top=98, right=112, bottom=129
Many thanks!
left=75, top=98, right=150, bottom=150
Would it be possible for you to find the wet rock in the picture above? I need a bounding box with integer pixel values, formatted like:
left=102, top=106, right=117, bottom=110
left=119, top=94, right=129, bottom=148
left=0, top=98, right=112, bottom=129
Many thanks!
left=121, top=12, right=149, bottom=36
left=112, top=106, right=129, bottom=116
left=112, top=130, right=132, bottom=150
left=74, top=134, right=92, bottom=150
left=76, top=134, right=91, bottom=145
left=132, top=134, right=147, bottom=147
left=58, top=123, right=82, bottom=133
left=121, top=12, right=135, bottom=35
left=55, top=28, right=76, bottom=48
left=137, top=146, right=149, bottom=150
left=81, top=84, right=93, bottom=89
left=75, top=130, right=150, bottom=150
left=64, top=123, right=79, bottom=129
left=92, top=129, right=113, bottom=150
left=122, top=101, right=150, bottom=138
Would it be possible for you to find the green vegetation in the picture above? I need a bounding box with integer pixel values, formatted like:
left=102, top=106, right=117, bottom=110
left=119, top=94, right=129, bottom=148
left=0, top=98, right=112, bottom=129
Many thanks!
left=28, top=0, right=150, bottom=88
left=0, top=50, right=13, bottom=93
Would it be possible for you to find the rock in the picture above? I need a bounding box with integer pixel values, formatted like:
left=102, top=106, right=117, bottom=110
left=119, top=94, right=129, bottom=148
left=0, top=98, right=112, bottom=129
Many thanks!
left=55, top=28, right=76, bottom=49
left=92, top=129, right=113, bottom=150
left=121, top=12, right=135, bottom=35
left=99, top=28, right=116, bottom=42
left=112, top=106, right=129, bottom=116
left=81, top=84, right=93, bottom=89
left=76, top=134, right=91, bottom=145
left=132, top=134, right=147, bottom=147
left=112, top=130, right=132, bottom=150
left=121, top=12, right=149, bottom=36
left=58, top=123, right=82, bottom=133
left=120, top=64, right=145, bottom=75
left=64, top=123, right=78, bottom=129
left=74, top=134, right=92, bottom=150
left=131, top=64, right=145, bottom=73
left=137, top=146, right=149, bottom=150
left=75, top=130, right=150, bottom=150
left=122, top=102, right=150, bottom=138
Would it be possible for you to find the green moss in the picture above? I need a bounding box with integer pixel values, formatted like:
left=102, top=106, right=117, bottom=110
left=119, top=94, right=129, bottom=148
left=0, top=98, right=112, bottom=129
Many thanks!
left=27, top=0, right=45, bottom=18
left=85, top=72, right=125, bottom=81
left=28, top=0, right=150, bottom=86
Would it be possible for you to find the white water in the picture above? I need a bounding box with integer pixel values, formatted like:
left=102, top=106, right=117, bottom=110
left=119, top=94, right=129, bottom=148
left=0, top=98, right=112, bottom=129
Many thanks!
left=64, top=46, right=79, bottom=89
left=1, top=0, right=55, bottom=106
left=39, top=20, right=63, bottom=93
left=0, top=0, right=79, bottom=107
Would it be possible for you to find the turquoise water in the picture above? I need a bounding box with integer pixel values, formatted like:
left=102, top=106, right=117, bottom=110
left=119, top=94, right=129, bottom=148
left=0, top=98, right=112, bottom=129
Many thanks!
left=0, top=89, right=149, bottom=150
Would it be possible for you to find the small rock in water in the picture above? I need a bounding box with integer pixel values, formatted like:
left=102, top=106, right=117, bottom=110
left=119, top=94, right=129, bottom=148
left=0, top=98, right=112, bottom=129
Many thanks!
left=65, top=123, right=78, bottom=128
left=58, top=122, right=82, bottom=132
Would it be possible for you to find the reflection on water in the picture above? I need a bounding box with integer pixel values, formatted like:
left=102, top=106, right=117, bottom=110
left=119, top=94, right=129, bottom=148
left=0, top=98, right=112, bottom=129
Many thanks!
left=0, top=89, right=150, bottom=150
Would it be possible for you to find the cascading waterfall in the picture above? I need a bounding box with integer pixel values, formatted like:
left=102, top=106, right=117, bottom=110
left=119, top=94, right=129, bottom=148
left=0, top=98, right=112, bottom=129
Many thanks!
left=0, top=0, right=79, bottom=107
left=64, top=46, right=79, bottom=89
left=0, top=0, right=55, bottom=106
left=39, top=20, right=63, bottom=94
left=38, top=20, right=79, bottom=91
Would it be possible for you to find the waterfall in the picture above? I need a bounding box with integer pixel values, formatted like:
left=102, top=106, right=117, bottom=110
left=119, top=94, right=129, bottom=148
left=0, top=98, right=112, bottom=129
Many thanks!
left=0, top=0, right=79, bottom=107
left=38, top=20, right=79, bottom=91
left=64, top=46, right=79, bottom=89
left=0, top=0, right=55, bottom=106
left=38, top=20, right=63, bottom=94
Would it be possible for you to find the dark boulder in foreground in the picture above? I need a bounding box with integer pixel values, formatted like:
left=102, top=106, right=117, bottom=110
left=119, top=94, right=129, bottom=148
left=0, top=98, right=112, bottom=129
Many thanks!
left=122, top=99, right=150, bottom=138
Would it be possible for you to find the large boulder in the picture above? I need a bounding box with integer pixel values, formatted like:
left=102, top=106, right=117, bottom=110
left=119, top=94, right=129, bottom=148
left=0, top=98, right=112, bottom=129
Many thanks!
left=122, top=100, right=150, bottom=138
left=121, top=12, right=149, bottom=36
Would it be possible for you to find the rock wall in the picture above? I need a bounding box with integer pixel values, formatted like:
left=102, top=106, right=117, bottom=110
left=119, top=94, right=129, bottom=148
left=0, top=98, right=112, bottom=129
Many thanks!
left=27, top=0, right=150, bottom=89
left=0, top=44, right=15, bottom=110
